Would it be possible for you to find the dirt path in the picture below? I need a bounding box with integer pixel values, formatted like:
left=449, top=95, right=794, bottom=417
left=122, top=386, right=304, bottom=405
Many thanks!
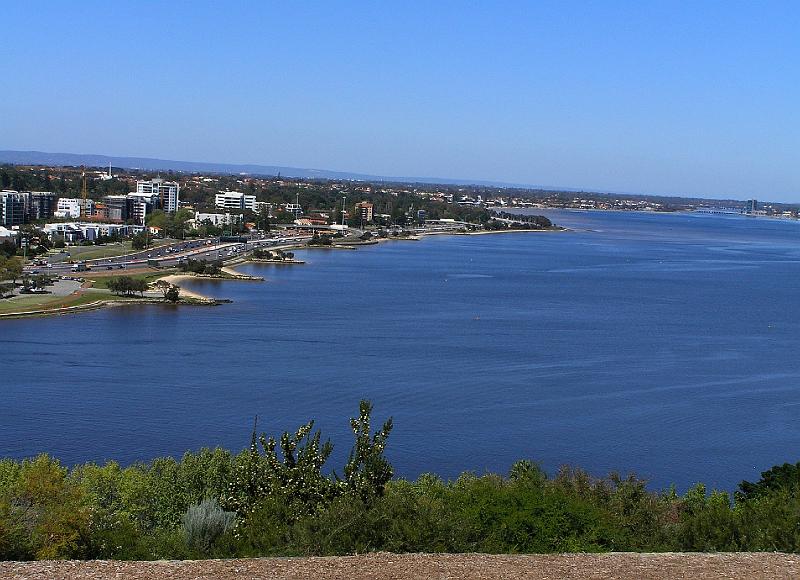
left=2, top=552, right=799, bottom=579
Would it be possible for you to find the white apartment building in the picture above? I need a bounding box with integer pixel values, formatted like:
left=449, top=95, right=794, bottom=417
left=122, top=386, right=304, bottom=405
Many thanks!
left=195, top=212, right=241, bottom=227
left=282, top=203, right=303, bottom=218
left=55, top=198, right=95, bottom=219
left=136, top=178, right=180, bottom=212
left=127, top=191, right=160, bottom=206
left=43, top=222, right=145, bottom=243
left=215, top=191, right=256, bottom=211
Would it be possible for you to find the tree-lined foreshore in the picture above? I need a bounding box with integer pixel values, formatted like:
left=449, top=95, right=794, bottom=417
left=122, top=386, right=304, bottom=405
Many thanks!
left=2, top=401, right=800, bottom=561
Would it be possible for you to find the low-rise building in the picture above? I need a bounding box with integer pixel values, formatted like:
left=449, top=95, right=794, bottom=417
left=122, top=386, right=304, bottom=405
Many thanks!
left=0, top=226, right=16, bottom=241
left=195, top=212, right=240, bottom=227
left=282, top=203, right=303, bottom=218
left=43, top=222, right=145, bottom=243
left=215, top=191, right=256, bottom=211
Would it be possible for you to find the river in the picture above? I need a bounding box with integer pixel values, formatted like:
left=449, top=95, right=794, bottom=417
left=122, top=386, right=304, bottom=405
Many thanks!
left=3, top=209, right=800, bottom=491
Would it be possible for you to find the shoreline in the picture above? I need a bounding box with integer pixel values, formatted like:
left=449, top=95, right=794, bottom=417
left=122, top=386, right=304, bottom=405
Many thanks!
left=0, top=296, right=224, bottom=320
left=1, top=228, right=560, bottom=320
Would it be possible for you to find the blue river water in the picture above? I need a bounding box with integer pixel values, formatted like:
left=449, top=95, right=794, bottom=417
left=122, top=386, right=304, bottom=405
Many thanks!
left=3, top=209, right=800, bottom=491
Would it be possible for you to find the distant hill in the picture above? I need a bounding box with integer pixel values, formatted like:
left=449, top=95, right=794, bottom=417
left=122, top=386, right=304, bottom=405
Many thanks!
left=0, top=149, right=765, bottom=205
left=0, top=149, right=526, bottom=188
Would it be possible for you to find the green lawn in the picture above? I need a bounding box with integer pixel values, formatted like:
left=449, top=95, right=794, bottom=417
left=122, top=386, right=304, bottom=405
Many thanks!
left=0, top=291, right=107, bottom=314
left=88, top=271, right=173, bottom=289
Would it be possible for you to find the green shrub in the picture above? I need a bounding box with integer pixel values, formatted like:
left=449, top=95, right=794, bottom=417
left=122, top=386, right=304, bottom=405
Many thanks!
left=183, top=498, right=236, bottom=554
left=5, top=405, right=800, bottom=560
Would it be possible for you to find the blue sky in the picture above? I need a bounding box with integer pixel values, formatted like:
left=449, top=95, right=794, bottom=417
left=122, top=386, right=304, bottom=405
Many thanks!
left=1, top=1, right=798, bottom=200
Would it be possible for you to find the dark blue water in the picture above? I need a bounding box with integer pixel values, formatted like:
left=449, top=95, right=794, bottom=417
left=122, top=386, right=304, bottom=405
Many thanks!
left=3, top=209, right=800, bottom=491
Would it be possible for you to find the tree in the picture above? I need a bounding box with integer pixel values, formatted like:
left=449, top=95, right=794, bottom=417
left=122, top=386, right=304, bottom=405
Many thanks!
left=32, top=274, right=53, bottom=289
left=146, top=210, right=167, bottom=230
left=132, top=278, right=148, bottom=296
left=0, top=256, right=23, bottom=285
left=224, top=401, right=391, bottom=520
left=737, top=462, right=800, bottom=502
left=165, top=285, right=180, bottom=302
left=107, top=276, right=148, bottom=297
left=154, top=279, right=180, bottom=302
left=1, top=240, right=17, bottom=258
left=131, top=232, right=149, bottom=251
left=257, top=205, right=271, bottom=233
left=338, top=400, right=393, bottom=501
left=169, top=209, right=193, bottom=240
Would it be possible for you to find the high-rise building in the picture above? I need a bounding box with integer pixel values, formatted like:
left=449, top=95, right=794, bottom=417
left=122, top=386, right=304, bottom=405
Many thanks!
left=126, top=192, right=161, bottom=224
left=26, top=191, right=59, bottom=221
left=55, top=198, right=95, bottom=219
left=745, top=199, right=758, bottom=214
left=355, top=201, right=374, bottom=223
left=0, top=191, right=27, bottom=227
left=137, top=179, right=180, bottom=213
left=127, top=199, right=148, bottom=226
left=103, top=195, right=129, bottom=222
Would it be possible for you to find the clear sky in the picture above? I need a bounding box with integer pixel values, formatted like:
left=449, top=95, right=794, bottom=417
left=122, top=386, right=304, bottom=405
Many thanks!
left=2, top=1, right=798, bottom=200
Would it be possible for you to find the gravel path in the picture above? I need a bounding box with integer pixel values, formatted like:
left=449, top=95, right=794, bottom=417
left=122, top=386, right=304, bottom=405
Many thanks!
left=2, top=552, right=799, bottom=579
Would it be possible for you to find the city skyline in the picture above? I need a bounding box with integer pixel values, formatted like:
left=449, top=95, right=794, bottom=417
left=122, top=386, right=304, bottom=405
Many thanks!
left=2, top=1, right=798, bottom=201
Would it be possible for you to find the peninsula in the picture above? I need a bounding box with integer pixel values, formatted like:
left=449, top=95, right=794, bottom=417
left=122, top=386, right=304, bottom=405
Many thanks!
left=0, top=164, right=561, bottom=318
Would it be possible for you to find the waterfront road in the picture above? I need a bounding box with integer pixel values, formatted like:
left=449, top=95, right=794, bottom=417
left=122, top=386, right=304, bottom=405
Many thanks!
left=23, top=233, right=313, bottom=275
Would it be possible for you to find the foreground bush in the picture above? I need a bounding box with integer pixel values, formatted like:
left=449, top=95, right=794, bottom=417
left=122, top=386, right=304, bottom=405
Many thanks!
left=2, top=402, right=800, bottom=559
left=183, top=499, right=235, bottom=554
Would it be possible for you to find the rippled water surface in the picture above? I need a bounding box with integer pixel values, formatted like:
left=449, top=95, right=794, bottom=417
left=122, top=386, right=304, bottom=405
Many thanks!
left=3, top=209, right=800, bottom=490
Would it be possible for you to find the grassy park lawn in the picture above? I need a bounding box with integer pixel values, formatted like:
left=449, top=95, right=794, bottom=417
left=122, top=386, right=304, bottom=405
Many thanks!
left=0, top=291, right=108, bottom=314
left=88, top=270, right=172, bottom=290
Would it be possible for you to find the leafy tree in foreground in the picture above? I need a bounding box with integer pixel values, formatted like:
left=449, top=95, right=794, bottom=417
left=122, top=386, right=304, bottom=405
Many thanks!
left=225, top=400, right=393, bottom=522
left=339, top=400, right=393, bottom=502
left=737, top=461, right=800, bottom=501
